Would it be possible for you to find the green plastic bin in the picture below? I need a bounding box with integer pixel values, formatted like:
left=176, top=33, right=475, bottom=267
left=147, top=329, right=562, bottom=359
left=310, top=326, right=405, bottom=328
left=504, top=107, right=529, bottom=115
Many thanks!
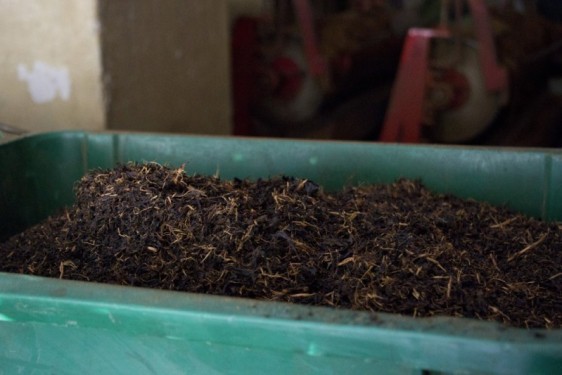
left=0, top=131, right=561, bottom=374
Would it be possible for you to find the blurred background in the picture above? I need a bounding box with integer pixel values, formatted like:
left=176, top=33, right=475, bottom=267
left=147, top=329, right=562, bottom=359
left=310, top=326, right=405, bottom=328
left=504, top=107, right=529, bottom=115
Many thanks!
left=1, top=0, right=561, bottom=146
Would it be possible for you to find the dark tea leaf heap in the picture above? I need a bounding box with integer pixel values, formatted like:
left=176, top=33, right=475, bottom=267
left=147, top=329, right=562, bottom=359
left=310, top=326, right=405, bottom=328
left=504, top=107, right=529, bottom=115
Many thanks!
left=1, top=163, right=561, bottom=328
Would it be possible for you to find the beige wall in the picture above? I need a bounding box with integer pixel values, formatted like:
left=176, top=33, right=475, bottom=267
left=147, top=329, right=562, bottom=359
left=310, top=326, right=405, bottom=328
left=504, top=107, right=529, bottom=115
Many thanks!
left=0, top=0, right=105, bottom=133
left=229, top=0, right=264, bottom=23
left=99, top=0, right=232, bottom=135
left=1, top=0, right=232, bottom=136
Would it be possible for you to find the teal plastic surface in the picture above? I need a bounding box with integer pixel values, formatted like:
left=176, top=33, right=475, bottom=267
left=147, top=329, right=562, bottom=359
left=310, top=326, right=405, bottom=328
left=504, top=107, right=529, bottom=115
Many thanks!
left=0, top=131, right=561, bottom=374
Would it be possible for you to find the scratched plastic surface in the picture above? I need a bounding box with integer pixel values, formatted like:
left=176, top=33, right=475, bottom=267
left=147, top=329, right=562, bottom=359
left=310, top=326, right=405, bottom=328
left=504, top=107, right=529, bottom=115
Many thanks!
left=0, top=131, right=561, bottom=374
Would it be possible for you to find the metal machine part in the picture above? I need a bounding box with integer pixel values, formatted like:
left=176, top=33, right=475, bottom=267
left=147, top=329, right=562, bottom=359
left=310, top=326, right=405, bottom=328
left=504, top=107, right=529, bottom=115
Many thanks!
left=254, top=41, right=324, bottom=125
left=380, top=0, right=509, bottom=143
left=232, top=0, right=399, bottom=139
left=379, top=27, right=451, bottom=143
left=431, top=40, right=504, bottom=142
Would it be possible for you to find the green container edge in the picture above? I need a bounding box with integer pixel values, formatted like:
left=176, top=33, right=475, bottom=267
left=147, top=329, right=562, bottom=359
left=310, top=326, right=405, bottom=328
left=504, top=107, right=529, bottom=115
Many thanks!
left=0, top=131, right=561, bottom=374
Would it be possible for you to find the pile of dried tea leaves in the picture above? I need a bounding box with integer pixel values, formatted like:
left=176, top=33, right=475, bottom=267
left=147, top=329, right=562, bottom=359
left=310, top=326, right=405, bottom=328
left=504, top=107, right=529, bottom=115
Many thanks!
left=1, top=163, right=561, bottom=328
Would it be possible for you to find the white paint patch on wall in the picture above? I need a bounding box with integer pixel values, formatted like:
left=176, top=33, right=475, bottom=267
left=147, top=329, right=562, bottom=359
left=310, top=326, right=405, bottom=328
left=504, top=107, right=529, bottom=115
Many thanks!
left=17, top=61, right=71, bottom=103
